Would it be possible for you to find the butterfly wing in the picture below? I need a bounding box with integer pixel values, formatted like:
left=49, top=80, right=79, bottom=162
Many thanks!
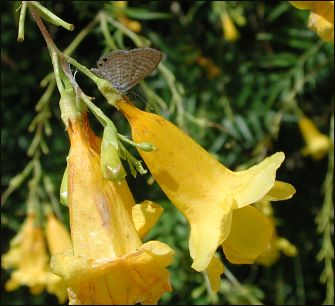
left=91, top=50, right=134, bottom=93
left=126, top=48, right=162, bottom=91
left=91, top=48, right=162, bottom=93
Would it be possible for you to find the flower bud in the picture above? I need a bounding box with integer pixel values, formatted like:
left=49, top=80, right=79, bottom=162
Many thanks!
left=101, top=125, right=126, bottom=182
left=137, top=142, right=155, bottom=152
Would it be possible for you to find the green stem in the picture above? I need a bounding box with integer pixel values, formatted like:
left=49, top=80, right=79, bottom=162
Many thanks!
left=294, top=255, right=306, bottom=304
left=99, top=12, right=118, bottom=50
left=118, top=133, right=154, bottom=151
left=30, top=1, right=74, bottom=31
left=79, top=92, right=110, bottom=127
left=140, top=81, right=168, bottom=110
left=64, top=15, right=99, bottom=55
left=224, top=266, right=263, bottom=305
left=26, top=157, right=42, bottom=215
left=103, top=12, right=146, bottom=47
left=1, top=161, right=34, bottom=206
left=159, top=63, right=185, bottom=127
left=64, top=54, right=102, bottom=83
left=44, top=176, right=63, bottom=221
left=117, top=134, right=137, bottom=146
left=316, top=114, right=334, bottom=305
left=29, top=5, right=60, bottom=54
left=51, top=51, right=64, bottom=92
left=35, top=79, right=56, bottom=111
left=40, top=72, right=54, bottom=87
left=17, top=1, right=28, bottom=42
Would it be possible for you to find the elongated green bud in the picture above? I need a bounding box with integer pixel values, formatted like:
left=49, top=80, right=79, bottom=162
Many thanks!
left=101, top=125, right=126, bottom=182
left=136, top=142, right=155, bottom=152
left=60, top=165, right=68, bottom=206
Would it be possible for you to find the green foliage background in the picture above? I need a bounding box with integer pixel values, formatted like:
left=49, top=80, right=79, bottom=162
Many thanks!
left=1, top=1, right=334, bottom=305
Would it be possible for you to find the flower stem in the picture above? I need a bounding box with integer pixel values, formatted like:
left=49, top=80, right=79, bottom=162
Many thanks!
left=30, top=1, right=74, bottom=31
left=103, top=12, right=146, bottom=47
left=99, top=12, right=118, bottom=50
left=224, top=266, right=263, bottom=305
left=79, top=92, right=110, bottom=127
left=316, top=114, right=334, bottom=305
left=1, top=161, right=34, bottom=206
left=51, top=50, right=64, bottom=93
left=17, top=1, right=27, bottom=42
left=29, top=5, right=60, bottom=54
left=64, top=54, right=101, bottom=83
left=64, top=15, right=99, bottom=56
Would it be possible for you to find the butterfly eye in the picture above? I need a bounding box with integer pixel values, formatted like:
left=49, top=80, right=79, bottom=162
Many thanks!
left=102, top=58, right=108, bottom=62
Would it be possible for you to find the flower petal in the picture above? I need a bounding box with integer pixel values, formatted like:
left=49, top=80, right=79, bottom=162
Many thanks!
left=290, top=1, right=334, bottom=41
left=68, top=119, right=141, bottom=258
left=233, top=152, right=285, bottom=208
left=190, top=197, right=234, bottom=272
left=46, top=213, right=72, bottom=255
left=308, top=2, right=334, bottom=41
left=51, top=241, right=174, bottom=305
left=299, top=116, right=331, bottom=160
left=46, top=273, right=68, bottom=304
left=205, top=254, right=224, bottom=293
left=289, top=1, right=315, bottom=10
left=262, top=181, right=296, bottom=201
left=132, top=201, right=164, bottom=237
left=4, top=278, right=20, bottom=292
left=222, top=206, right=273, bottom=264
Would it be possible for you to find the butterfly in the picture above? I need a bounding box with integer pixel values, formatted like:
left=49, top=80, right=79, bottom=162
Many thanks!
left=91, top=47, right=162, bottom=94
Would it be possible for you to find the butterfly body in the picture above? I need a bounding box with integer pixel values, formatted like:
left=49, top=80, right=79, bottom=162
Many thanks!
left=91, top=48, right=162, bottom=94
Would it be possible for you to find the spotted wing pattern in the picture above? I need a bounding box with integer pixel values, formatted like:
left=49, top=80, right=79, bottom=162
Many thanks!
left=91, top=48, right=162, bottom=93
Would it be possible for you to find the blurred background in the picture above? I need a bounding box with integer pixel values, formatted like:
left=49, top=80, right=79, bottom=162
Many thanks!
left=1, top=1, right=334, bottom=305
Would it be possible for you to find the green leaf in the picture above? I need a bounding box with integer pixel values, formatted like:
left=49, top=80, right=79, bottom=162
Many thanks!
left=125, top=8, right=171, bottom=20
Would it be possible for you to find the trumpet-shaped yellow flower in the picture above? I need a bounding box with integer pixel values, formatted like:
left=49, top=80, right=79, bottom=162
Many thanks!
left=1, top=213, right=49, bottom=294
left=254, top=200, right=298, bottom=266
left=290, top=1, right=334, bottom=41
left=45, top=212, right=72, bottom=303
left=298, top=116, right=331, bottom=160
left=51, top=115, right=173, bottom=305
left=221, top=13, right=239, bottom=42
left=2, top=226, right=24, bottom=270
left=69, top=113, right=164, bottom=235
left=117, top=101, right=295, bottom=272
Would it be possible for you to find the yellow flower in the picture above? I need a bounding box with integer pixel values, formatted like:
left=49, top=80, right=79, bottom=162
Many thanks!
left=220, top=205, right=274, bottom=265
left=221, top=12, right=239, bottom=42
left=113, top=1, right=142, bottom=33
left=45, top=212, right=72, bottom=303
left=51, top=114, right=174, bottom=305
left=1, top=227, right=23, bottom=270
left=298, top=116, right=331, bottom=160
left=68, top=113, right=164, bottom=234
left=46, top=212, right=72, bottom=255
left=1, top=213, right=49, bottom=294
left=117, top=101, right=296, bottom=272
left=289, top=1, right=334, bottom=42
left=254, top=201, right=298, bottom=266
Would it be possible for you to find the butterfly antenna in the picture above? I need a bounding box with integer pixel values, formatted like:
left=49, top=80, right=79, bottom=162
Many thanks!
left=129, top=90, right=147, bottom=106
